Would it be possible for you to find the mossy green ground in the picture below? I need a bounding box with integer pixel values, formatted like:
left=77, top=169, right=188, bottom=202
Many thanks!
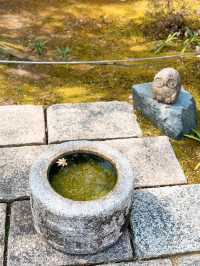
left=0, top=0, right=200, bottom=183
left=49, top=153, right=117, bottom=201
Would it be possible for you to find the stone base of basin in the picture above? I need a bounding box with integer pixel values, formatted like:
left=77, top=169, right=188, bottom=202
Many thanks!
left=132, top=83, right=197, bottom=139
left=29, top=141, right=135, bottom=255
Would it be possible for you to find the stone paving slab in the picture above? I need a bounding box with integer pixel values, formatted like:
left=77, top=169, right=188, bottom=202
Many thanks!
left=104, top=136, right=186, bottom=188
left=7, top=200, right=133, bottom=266
left=130, top=184, right=200, bottom=259
left=176, top=254, right=200, bottom=266
left=47, top=101, right=142, bottom=143
left=0, top=105, right=46, bottom=146
left=0, top=204, right=6, bottom=266
left=0, top=136, right=186, bottom=201
left=0, top=145, right=49, bottom=201
left=102, top=258, right=172, bottom=266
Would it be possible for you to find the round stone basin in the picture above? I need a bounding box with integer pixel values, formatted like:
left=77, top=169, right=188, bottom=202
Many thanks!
left=29, top=141, right=135, bottom=255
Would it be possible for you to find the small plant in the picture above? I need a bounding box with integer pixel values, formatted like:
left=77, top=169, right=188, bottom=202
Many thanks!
left=154, top=28, right=200, bottom=54
left=181, top=29, right=200, bottom=53
left=154, top=32, right=178, bottom=54
left=16, top=87, right=23, bottom=96
left=32, top=39, right=47, bottom=56
left=56, top=47, right=71, bottom=60
left=185, top=129, right=200, bottom=143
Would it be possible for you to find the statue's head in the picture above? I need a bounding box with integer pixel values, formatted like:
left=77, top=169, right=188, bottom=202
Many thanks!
left=152, top=68, right=181, bottom=104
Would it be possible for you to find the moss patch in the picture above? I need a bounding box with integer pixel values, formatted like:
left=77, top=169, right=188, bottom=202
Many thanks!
left=0, top=1, right=200, bottom=183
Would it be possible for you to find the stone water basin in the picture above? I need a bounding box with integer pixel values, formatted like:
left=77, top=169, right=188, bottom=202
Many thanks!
left=29, top=141, right=135, bottom=255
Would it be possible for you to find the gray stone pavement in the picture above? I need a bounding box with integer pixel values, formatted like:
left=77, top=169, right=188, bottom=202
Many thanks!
left=0, top=145, right=48, bottom=201
left=7, top=200, right=133, bottom=266
left=176, top=254, right=200, bottom=265
left=47, top=101, right=142, bottom=143
left=0, top=137, right=186, bottom=201
left=104, top=136, right=186, bottom=188
left=131, top=184, right=200, bottom=259
left=0, top=105, right=46, bottom=146
left=0, top=101, right=198, bottom=265
left=102, top=259, right=172, bottom=266
left=0, top=204, right=6, bottom=266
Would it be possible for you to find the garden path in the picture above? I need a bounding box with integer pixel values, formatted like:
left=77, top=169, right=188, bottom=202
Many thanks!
left=0, top=101, right=198, bottom=266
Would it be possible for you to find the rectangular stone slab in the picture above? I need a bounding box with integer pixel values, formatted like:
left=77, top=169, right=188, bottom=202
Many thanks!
left=0, top=105, right=46, bottom=146
left=0, top=145, right=49, bottom=201
left=7, top=200, right=133, bottom=266
left=47, top=101, right=142, bottom=143
left=0, top=136, right=186, bottom=201
left=101, top=259, right=172, bottom=266
left=176, top=254, right=200, bottom=265
left=130, top=184, right=200, bottom=259
left=0, top=204, right=6, bottom=266
left=104, top=136, right=186, bottom=188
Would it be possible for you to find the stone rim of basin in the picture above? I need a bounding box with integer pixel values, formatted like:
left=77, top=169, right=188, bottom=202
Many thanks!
left=29, top=141, right=135, bottom=254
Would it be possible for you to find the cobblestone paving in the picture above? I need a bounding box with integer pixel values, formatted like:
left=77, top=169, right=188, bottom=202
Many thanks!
left=0, top=102, right=199, bottom=266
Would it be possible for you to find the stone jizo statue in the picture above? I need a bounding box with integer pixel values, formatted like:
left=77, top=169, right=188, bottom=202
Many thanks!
left=152, top=68, right=181, bottom=104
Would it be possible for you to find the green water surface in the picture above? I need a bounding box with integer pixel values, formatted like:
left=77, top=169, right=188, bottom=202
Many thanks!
left=49, top=153, right=117, bottom=201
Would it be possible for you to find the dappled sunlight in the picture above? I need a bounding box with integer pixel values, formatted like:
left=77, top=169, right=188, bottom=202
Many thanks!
left=60, top=0, right=148, bottom=20
left=0, top=14, right=31, bottom=30
left=0, top=0, right=200, bottom=184
left=100, top=1, right=147, bottom=20
left=53, top=85, right=105, bottom=103
left=0, top=0, right=150, bottom=60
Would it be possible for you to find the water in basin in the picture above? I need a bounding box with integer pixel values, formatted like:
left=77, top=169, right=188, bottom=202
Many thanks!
left=49, top=153, right=117, bottom=201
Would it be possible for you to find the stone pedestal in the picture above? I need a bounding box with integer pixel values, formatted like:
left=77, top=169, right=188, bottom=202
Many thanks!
left=132, top=83, right=197, bottom=139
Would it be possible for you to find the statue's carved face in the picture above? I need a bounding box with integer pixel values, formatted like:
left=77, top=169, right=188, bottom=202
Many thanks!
left=154, top=76, right=178, bottom=90
left=153, top=68, right=181, bottom=90
left=153, top=68, right=181, bottom=104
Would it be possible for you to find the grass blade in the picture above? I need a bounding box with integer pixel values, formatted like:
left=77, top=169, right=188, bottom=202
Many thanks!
left=192, top=129, right=200, bottom=139
left=184, top=134, right=200, bottom=142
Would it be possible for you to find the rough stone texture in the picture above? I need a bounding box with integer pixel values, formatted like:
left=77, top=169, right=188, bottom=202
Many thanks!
left=47, top=101, right=142, bottom=143
left=7, top=200, right=133, bottom=266
left=102, top=259, right=172, bottom=266
left=152, top=68, right=181, bottom=104
left=0, top=145, right=49, bottom=201
left=0, top=105, right=46, bottom=146
left=0, top=136, right=186, bottom=201
left=0, top=204, right=6, bottom=266
left=104, top=136, right=186, bottom=188
left=30, top=141, right=135, bottom=255
left=132, top=83, right=197, bottom=139
left=130, top=184, right=200, bottom=259
left=177, top=254, right=200, bottom=266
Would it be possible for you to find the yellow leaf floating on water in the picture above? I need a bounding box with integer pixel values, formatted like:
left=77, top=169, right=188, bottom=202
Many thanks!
left=56, top=158, right=68, bottom=167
